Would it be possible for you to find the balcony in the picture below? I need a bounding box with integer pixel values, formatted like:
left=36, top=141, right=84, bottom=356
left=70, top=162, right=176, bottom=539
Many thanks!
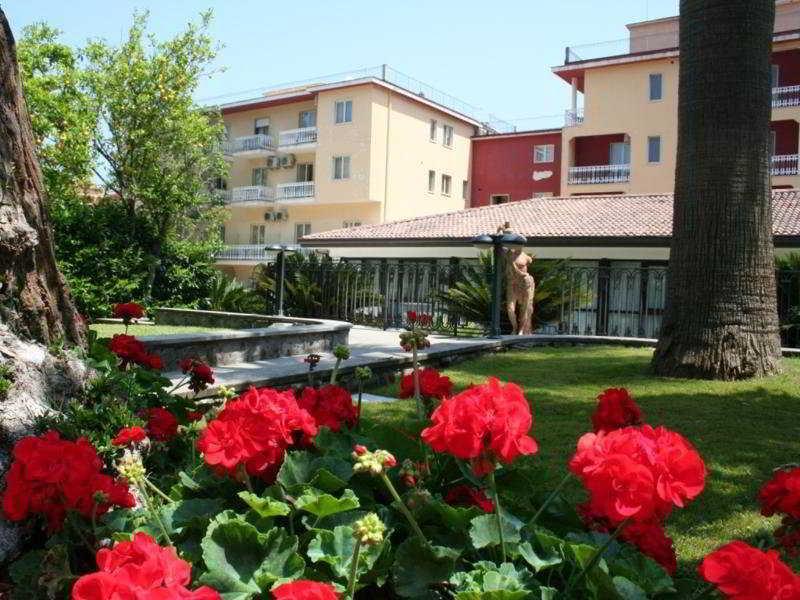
left=568, top=164, right=630, bottom=185
left=565, top=108, right=584, bottom=127
left=219, top=185, right=275, bottom=205
left=772, top=86, right=800, bottom=109
left=222, top=134, right=277, bottom=157
left=278, top=127, right=318, bottom=151
left=772, top=154, right=799, bottom=176
left=215, top=245, right=275, bottom=263
left=276, top=181, right=315, bottom=202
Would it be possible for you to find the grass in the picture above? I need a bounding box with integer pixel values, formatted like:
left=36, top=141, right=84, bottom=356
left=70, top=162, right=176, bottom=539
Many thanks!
left=360, top=345, right=800, bottom=578
left=89, top=323, right=237, bottom=337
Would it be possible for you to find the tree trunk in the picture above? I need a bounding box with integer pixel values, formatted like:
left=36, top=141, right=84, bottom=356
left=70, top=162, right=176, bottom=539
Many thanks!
left=652, top=0, right=781, bottom=379
left=0, top=9, right=84, bottom=347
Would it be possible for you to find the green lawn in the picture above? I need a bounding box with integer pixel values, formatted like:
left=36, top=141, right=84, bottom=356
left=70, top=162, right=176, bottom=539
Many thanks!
left=90, top=323, right=236, bottom=338
left=360, top=345, right=800, bottom=578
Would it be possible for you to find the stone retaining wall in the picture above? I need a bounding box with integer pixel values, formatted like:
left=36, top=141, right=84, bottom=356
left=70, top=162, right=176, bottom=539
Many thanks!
left=153, top=307, right=321, bottom=330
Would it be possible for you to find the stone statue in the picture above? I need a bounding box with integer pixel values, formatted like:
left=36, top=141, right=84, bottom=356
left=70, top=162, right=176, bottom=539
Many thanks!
left=502, top=224, right=535, bottom=335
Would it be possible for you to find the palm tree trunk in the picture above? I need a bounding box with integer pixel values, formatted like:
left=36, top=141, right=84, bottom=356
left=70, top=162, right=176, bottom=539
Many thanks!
left=652, top=0, right=781, bottom=379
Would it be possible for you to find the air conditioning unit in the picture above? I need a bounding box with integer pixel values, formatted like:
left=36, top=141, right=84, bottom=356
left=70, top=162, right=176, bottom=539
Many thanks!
left=266, top=156, right=280, bottom=169
left=280, top=154, right=296, bottom=168
left=274, top=209, right=288, bottom=221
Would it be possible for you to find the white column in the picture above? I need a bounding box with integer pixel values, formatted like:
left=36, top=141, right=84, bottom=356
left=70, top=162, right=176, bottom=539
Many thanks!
left=571, top=77, right=578, bottom=114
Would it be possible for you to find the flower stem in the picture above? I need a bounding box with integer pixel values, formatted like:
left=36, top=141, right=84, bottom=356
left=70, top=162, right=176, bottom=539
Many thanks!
left=412, top=346, right=423, bottom=419
left=380, top=472, right=428, bottom=546
left=238, top=464, right=254, bottom=492
left=139, top=485, right=173, bottom=547
left=487, top=470, right=507, bottom=563
left=346, top=538, right=362, bottom=599
left=356, top=384, right=363, bottom=431
left=566, top=517, right=630, bottom=593
left=330, top=358, right=341, bottom=384
left=144, top=477, right=174, bottom=503
left=529, top=472, right=573, bottom=527
left=689, top=583, right=716, bottom=600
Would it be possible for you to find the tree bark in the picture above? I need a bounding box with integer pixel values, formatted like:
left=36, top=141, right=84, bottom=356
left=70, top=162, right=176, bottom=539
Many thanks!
left=652, top=0, right=781, bottom=379
left=0, top=9, right=84, bottom=347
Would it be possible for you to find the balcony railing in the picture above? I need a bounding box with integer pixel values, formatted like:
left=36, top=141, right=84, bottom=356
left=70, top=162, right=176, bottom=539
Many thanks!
left=222, top=185, right=275, bottom=204
left=279, top=127, right=318, bottom=148
left=772, top=86, right=800, bottom=108
left=222, top=134, right=276, bottom=155
left=276, top=181, right=315, bottom=200
left=568, top=164, right=631, bottom=185
left=565, top=108, right=584, bottom=127
left=772, top=154, right=800, bottom=176
left=215, top=245, right=277, bottom=262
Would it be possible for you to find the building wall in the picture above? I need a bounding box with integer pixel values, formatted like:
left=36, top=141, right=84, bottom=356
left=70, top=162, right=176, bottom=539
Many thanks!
left=470, top=132, right=562, bottom=207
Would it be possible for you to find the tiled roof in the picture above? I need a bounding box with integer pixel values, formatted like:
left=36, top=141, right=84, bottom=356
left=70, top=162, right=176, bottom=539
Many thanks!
left=302, top=191, right=800, bottom=244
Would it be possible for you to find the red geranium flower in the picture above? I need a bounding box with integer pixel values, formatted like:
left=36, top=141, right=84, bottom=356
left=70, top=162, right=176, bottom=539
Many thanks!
left=759, top=467, right=800, bottom=520
left=179, top=357, right=215, bottom=394
left=112, top=302, right=145, bottom=324
left=298, top=385, right=358, bottom=432
left=112, top=426, right=147, bottom=447
left=591, top=387, right=643, bottom=433
left=144, top=407, right=178, bottom=442
left=271, top=580, right=340, bottom=599
left=197, top=387, right=317, bottom=481
left=399, top=367, right=453, bottom=401
left=421, top=377, right=538, bottom=476
left=620, top=522, right=677, bottom=574
left=72, top=532, right=221, bottom=599
left=699, top=540, right=800, bottom=599
left=444, top=485, right=495, bottom=513
left=1, top=431, right=134, bottom=531
left=108, top=334, right=162, bottom=371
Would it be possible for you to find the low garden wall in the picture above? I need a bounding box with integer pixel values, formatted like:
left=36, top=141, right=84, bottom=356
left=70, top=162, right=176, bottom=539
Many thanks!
left=143, top=308, right=351, bottom=371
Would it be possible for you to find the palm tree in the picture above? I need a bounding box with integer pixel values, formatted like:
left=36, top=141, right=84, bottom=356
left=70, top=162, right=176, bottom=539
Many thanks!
left=652, top=0, right=781, bottom=379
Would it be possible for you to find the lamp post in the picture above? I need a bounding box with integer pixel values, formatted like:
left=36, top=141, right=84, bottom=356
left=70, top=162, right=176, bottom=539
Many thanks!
left=266, top=244, right=298, bottom=316
left=471, top=231, right=527, bottom=338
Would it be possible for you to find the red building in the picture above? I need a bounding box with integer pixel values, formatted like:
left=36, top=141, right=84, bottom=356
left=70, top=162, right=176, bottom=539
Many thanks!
left=470, top=129, right=562, bottom=207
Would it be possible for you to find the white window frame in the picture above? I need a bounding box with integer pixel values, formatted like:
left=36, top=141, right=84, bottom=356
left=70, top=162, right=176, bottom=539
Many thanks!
left=442, top=124, right=454, bottom=148
left=254, top=117, right=270, bottom=136
left=462, top=179, right=469, bottom=200
left=609, top=142, right=631, bottom=165
left=649, top=73, right=663, bottom=102
left=427, top=170, right=436, bottom=193
left=299, top=109, right=317, bottom=128
left=647, top=136, right=662, bottom=164
left=294, top=222, right=311, bottom=242
left=332, top=155, right=351, bottom=180
left=490, top=194, right=510, bottom=205
left=441, top=174, right=452, bottom=196
left=771, top=130, right=777, bottom=156
left=772, top=64, right=780, bottom=89
left=532, top=192, right=553, bottom=198
left=534, top=144, right=555, bottom=163
left=252, top=167, right=268, bottom=186
left=429, top=119, right=438, bottom=142
left=297, top=163, right=314, bottom=182
left=250, top=223, right=267, bottom=245
left=334, top=100, right=353, bottom=124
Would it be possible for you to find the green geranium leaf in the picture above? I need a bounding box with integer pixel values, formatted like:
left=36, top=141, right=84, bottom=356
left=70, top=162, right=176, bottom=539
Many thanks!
left=278, top=451, right=352, bottom=493
left=517, top=542, right=563, bottom=573
left=200, top=511, right=305, bottom=597
left=160, top=498, right=225, bottom=534
left=393, top=537, right=460, bottom=598
left=296, top=488, right=359, bottom=520
left=612, top=576, right=648, bottom=599
left=237, top=491, right=291, bottom=518
left=177, top=471, right=202, bottom=491
left=307, top=525, right=388, bottom=582
left=417, top=499, right=483, bottom=533
left=469, top=514, right=522, bottom=549
left=451, top=562, right=538, bottom=600
left=607, top=546, right=675, bottom=596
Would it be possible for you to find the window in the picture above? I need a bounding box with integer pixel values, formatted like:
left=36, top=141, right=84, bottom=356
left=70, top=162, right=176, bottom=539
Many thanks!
left=254, top=117, right=270, bottom=136
left=647, top=136, right=662, bottom=163
left=772, top=65, right=780, bottom=89
left=609, top=142, right=631, bottom=165
left=343, top=220, right=362, bottom=228
left=213, top=177, right=227, bottom=190
left=250, top=224, right=267, bottom=245
left=442, top=124, right=454, bottom=147
left=299, top=110, right=316, bottom=128
left=490, top=194, right=509, bottom=205
left=534, top=144, right=555, bottom=163
left=429, top=119, right=438, bottom=141
left=771, top=130, right=777, bottom=156
left=334, top=100, right=353, bottom=124
left=219, top=224, right=226, bottom=243
left=427, top=170, right=436, bottom=192
left=252, top=167, right=268, bottom=186
left=462, top=180, right=469, bottom=200
left=297, top=163, right=314, bottom=182
left=441, top=174, right=452, bottom=196
left=649, top=73, right=663, bottom=101
left=294, top=223, right=311, bottom=241
left=332, top=156, right=351, bottom=179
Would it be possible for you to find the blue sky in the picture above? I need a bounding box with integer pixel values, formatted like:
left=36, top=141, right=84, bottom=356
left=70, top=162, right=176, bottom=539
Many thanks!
left=4, top=0, right=678, bottom=130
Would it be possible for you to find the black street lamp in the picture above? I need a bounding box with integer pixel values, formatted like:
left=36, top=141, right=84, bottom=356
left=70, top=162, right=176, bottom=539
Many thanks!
left=471, top=231, right=527, bottom=338
left=267, top=244, right=299, bottom=315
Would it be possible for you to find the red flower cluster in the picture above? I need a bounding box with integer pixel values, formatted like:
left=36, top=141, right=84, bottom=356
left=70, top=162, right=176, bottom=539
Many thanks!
left=406, top=311, right=433, bottom=328
left=421, top=377, right=538, bottom=476
left=569, top=425, right=706, bottom=525
left=109, top=334, right=163, bottom=370
left=72, top=532, right=220, bottom=600
left=112, top=302, right=145, bottom=324
left=591, top=387, right=643, bottom=433
left=2, top=432, right=134, bottom=531
left=759, top=467, right=800, bottom=556
left=143, top=408, right=179, bottom=442
left=399, top=368, right=453, bottom=401
left=197, top=387, right=317, bottom=481
left=272, top=580, right=339, bottom=599
left=112, top=426, right=147, bottom=447
left=444, top=485, right=495, bottom=514
left=699, top=541, right=800, bottom=599
left=179, top=357, right=215, bottom=394
left=619, top=522, right=677, bottom=574
left=298, top=385, right=358, bottom=432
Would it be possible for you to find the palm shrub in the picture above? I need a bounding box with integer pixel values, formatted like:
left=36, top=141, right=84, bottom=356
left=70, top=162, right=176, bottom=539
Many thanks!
left=201, top=274, right=264, bottom=314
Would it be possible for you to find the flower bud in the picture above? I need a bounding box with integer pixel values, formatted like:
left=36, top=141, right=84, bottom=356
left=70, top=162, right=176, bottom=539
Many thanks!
left=352, top=447, right=397, bottom=475
left=116, top=449, right=146, bottom=484
left=353, top=513, right=386, bottom=546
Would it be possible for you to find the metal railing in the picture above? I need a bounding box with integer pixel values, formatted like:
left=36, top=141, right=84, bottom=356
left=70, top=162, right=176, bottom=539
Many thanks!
left=276, top=182, right=315, bottom=200
left=225, top=185, right=275, bottom=203
left=215, top=245, right=280, bottom=262
left=222, top=134, right=276, bottom=155
left=772, top=85, right=800, bottom=108
left=772, top=154, right=800, bottom=176
left=565, top=30, right=678, bottom=63
left=565, top=109, right=584, bottom=127
left=568, top=164, right=630, bottom=185
left=278, top=127, right=318, bottom=147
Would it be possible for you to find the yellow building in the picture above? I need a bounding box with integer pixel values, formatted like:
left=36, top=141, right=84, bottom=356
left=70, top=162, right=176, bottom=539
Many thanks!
left=214, top=68, right=485, bottom=282
left=553, top=0, right=800, bottom=196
